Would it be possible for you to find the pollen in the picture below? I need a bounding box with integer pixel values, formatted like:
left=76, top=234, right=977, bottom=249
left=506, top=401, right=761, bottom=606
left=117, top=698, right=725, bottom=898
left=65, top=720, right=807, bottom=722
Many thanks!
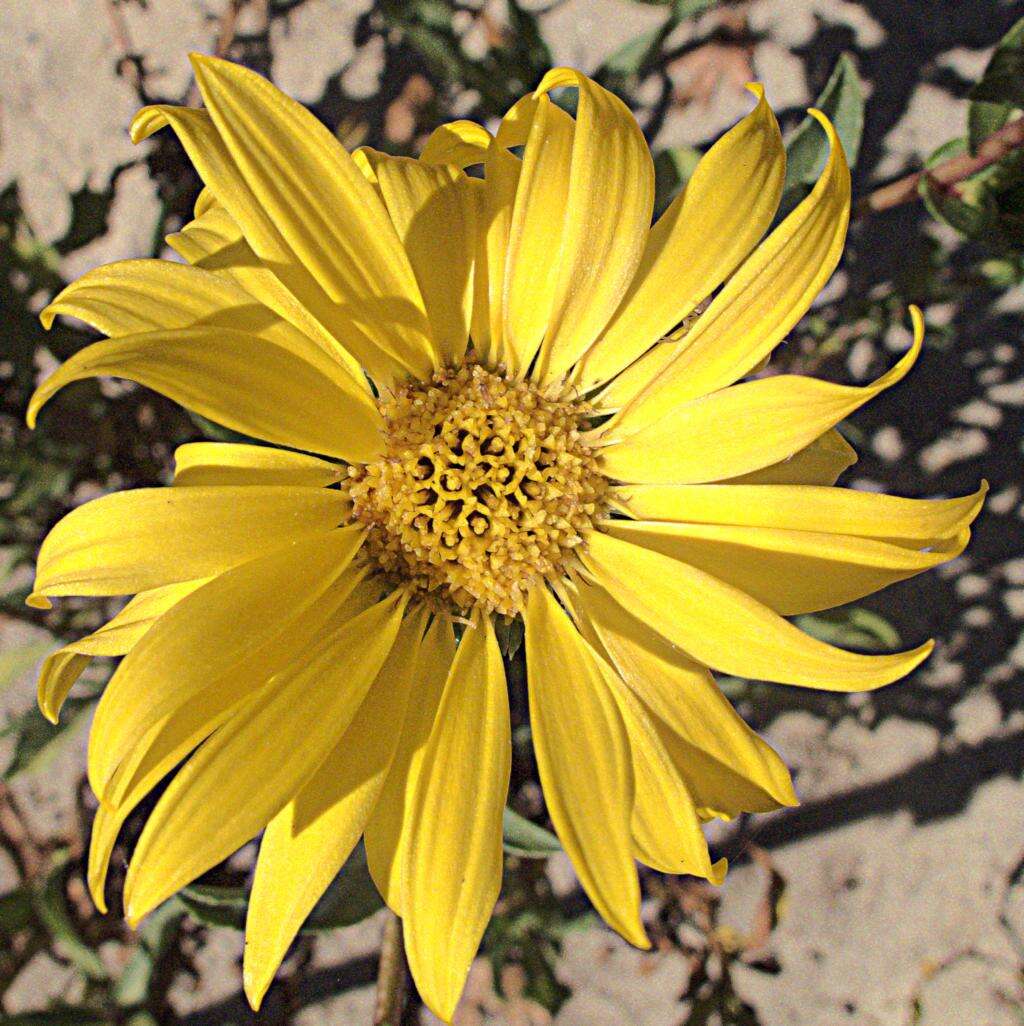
left=347, top=362, right=607, bottom=616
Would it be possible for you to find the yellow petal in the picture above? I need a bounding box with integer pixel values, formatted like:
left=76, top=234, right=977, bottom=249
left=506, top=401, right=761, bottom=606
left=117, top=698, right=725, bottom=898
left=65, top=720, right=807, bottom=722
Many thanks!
left=582, top=529, right=933, bottom=690
left=728, top=429, right=857, bottom=485
left=123, top=590, right=408, bottom=923
left=605, top=519, right=969, bottom=615
left=478, top=144, right=522, bottom=368
left=38, top=579, right=207, bottom=723
left=613, top=481, right=987, bottom=542
left=570, top=578, right=797, bottom=814
left=364, top=150, right=477, bottom=366
left=88, top=802, right=124, bottom=914
left=28, top=326, right=382, bottom=463
left=172, top=442, right=343, bottom=488
left=87, top=573, right=371, bottom=911
left=364, top=615, right=455, bottom=915
left=599, top=307, right=923, bottom=484
left=524, top=585, right=647, bottom=949
left=243, top=608, right=426, bottom=1011
left=530, top=69, right=656, bottom=385
left=187, top=55, right=435, bottom=380
left=502, top=95, right=576, bottom=376
left=607, top=673, right=724, bottom=881
left=420, top=120, right=492, bottom=167
left=39, top=258, right=347, bottom=382
left=590, top=339, right=683, bottom=413
left=165, top=201, right=370, bottom=389
left=131, top=101, right=416, bottom=387
left=617, top=108, right=850, bottom=422
left=88, top=526, right=363, bottom=799
left=574, top=85, right=784, bottom=392
left=30, top=485, right=347, bottom=603
left=402, top=613, right=511, bottom=1023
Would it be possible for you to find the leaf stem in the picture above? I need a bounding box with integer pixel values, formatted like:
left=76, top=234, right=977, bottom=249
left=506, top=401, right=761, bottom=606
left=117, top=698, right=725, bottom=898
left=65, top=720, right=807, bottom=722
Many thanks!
left=373, top=910, right=407, bottom=1026
left=855, top=115, right=1024, bottom=218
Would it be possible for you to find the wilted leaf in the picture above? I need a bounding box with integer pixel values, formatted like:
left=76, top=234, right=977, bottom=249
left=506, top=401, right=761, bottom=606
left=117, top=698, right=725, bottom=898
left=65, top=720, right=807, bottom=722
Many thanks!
left=502, top=807, right=561, bottom=858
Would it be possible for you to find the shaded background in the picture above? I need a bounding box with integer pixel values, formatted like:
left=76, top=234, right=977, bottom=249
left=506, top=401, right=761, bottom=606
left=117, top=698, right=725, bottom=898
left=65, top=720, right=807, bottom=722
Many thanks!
left=1, top=1, right=1022, bottom=1024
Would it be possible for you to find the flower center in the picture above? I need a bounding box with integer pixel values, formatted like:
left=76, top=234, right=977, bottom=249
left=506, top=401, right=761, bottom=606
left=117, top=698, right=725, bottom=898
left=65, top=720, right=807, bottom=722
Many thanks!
left=347, top=363, right=607, bottom=616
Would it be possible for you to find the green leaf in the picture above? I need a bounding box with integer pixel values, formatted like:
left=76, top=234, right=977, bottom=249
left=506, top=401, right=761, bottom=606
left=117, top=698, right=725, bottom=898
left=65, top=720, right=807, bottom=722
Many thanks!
left=2, top=697, right=93, bottom=781
left=968, top=100, right=1011, bottom=156
left=795, top=607, right=901, bottom=652
left=653, top=146, right=702, bottom=215
left=918, top=137, right=1000, bottom=240
left=673, top=0, right=719, bottom=16
left=304, top=842, right=384, bottom=930
left=0, top=640, right=54, bottom=695
left=969, top=16, right=1024, bottom=111
left=112, top=900, right=183, bottom=1007
left=781, top=53, right=864, bottom=211
left=0, top=886, right=36, bottom=934
left=600, top=26, right=665, bottom=81
left=502, top=807, right=561, bottom=858
left=179, top=842, right=384, bottom=933
left=33, top=861, right=109, bottom=981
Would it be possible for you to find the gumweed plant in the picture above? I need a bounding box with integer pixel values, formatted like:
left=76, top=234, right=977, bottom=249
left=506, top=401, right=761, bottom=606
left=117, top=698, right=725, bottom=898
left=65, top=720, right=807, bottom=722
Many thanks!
left=28, top=56, right=984, bottom=1022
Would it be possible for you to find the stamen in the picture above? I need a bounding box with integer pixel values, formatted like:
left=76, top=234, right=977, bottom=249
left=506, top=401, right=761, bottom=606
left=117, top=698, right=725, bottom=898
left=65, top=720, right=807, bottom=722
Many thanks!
left=347, top=362, right=607, bottom=616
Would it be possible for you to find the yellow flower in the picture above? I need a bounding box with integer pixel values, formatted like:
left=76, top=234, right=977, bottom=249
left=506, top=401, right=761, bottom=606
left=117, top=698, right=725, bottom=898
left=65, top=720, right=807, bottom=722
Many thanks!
left=29, top=56, right=983, bottom=1021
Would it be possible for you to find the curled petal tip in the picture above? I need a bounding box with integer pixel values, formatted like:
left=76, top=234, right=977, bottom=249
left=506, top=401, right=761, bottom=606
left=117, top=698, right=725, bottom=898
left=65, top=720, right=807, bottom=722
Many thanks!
left=744, top=82, right=766, bottom=101
left=710, top=858, right=729, bottom=886
left=26, top=591, right=51, bottom=610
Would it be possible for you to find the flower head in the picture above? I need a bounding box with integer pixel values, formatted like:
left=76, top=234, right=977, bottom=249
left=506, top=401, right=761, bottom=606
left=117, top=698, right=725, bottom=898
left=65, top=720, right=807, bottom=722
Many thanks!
left=29, top=56, right=984, bottom=1022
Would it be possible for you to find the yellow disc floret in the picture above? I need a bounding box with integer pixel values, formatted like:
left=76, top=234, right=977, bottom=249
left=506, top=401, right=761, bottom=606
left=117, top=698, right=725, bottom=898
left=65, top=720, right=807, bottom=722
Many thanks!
left=347, top=362, right=607, bottom=616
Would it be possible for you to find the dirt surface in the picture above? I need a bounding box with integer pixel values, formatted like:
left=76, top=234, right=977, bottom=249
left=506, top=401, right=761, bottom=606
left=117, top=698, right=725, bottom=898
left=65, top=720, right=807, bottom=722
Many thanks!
left=0, top=2, right=1021, bottom=1024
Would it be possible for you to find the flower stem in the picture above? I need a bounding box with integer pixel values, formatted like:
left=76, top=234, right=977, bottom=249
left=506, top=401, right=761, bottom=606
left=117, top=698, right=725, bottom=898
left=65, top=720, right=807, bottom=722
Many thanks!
left=373, top=910, right=407, bottom=1026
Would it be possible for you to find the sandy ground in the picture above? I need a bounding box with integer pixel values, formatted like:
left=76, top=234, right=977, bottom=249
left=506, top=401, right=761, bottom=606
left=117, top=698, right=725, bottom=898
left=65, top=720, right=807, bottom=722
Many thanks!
left=1, top=1, right=1022, bottom=1024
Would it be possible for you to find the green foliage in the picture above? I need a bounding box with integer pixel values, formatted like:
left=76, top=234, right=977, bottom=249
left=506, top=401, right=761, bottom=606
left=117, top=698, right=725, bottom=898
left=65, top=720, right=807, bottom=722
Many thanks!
left=781, top=53, right=865, bottom=213
left=179, top=841, right=383, bottom=932
left=968, top=16, right=1024, bottom=114
left=502, top=807, right=562, bottom=858
left=922, top=17, right=1024, bottom=268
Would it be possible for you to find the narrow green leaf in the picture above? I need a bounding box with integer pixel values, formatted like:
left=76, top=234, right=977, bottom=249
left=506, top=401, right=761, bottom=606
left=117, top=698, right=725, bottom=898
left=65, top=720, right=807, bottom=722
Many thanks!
left=177, top=883, right=247, bottom=930
left=795, top=606, right=901, bottom=653
left=781, top=53, right=864, bottom=211
left=112, top=900, right=183, bottom=1007
left=502, top=807, right=561, bottom=858
left=0, top=887, right=36, bottom=934
left=33, top=863, right=108, bottom=981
